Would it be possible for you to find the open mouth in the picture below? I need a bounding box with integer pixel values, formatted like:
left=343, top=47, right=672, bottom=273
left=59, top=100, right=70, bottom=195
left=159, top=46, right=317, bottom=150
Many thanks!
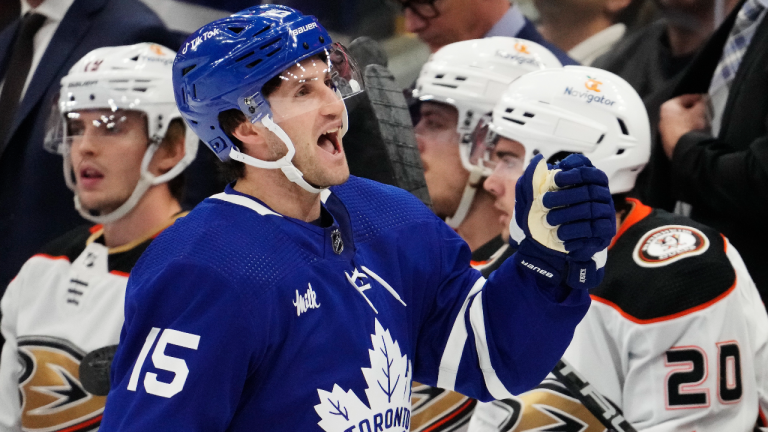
left=80, top=167, right=104, bottom=181
left=317, top=127, right=341, bottom=155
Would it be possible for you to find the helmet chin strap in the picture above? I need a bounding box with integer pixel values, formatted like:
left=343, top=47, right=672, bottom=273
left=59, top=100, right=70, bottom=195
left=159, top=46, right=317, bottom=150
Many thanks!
left=73, top=175, right=154, bottom=224
left=227, top=114, right=339, bottom=195
left=64, top=141, right=161, bottom=225
left=445, top=168, right=483, bottom=228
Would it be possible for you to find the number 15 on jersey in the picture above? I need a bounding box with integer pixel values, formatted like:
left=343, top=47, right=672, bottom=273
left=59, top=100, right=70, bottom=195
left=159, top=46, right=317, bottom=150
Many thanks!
left=127, top=327, right=200, bottom=398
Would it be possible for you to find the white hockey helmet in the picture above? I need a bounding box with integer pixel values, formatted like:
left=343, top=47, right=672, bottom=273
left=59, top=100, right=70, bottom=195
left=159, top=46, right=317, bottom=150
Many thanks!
left=45, top=43, right=198, bottom=224
left=413, top=37, right=562, bottom=226
left=472, top=66, right=650, bottom=194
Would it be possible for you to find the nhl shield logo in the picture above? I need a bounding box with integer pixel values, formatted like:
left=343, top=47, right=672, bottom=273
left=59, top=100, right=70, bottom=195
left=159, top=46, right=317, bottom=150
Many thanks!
left=332, top=229, right=343, bottom=255
left=633, top=225, right=710, bottom=268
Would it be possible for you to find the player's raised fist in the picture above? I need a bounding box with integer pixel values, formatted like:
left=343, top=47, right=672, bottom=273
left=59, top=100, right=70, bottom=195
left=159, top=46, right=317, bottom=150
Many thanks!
left=511, top=154, right=615, bottom=290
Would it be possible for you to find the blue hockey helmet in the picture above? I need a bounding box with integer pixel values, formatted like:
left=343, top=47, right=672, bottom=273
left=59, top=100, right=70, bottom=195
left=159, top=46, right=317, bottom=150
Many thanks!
left=172, top=5, right=364, bottom=192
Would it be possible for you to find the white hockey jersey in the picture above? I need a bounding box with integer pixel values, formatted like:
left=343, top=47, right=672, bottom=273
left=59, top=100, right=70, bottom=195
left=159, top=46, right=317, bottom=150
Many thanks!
left=0, top=216, right=181, bottom=432
left=468, top=199, right=768, bottom=431
left=563, top=199, right=768, bottom=431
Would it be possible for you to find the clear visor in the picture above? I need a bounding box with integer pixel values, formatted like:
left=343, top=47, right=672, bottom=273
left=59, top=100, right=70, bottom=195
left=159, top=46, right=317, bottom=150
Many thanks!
left=469, top=115, right=526, bottom=178
left=45, top=107, right=149, bottom=155
left=242, top=43, right=364, bottom=125
left=412, top=99, right=461, bottom=157
left=44, top=97, right=65, bottom=154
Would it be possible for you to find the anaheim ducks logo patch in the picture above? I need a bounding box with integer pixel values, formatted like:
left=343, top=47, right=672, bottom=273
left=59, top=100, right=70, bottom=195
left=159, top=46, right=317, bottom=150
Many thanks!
left=17, top=336, right=105, bottom=431
left=410, top=383, right=476, bottom=431
left=515, top=387, right=606, bottom=432
left=472, top=381, right=607, bottom=432
left=633, top=225, right=709, bottom=268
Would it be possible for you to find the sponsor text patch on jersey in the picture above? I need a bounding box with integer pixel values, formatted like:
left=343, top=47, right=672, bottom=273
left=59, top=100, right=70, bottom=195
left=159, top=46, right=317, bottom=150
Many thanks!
left=633, top=225, right=709, bottom=268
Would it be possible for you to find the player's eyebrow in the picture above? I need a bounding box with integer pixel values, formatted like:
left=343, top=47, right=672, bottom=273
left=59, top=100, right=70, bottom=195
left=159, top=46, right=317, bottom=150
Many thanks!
left=494, top=150, right=523, bottom=159
left=281, top=69, right=330, bottom=88
left=420, top=107, right=449, bottom=120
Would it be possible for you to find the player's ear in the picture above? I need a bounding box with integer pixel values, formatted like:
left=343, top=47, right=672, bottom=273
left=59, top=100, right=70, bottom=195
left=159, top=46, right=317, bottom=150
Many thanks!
left=605, top=0, right=632, bottom=15
left=232, top=121, right=272, bottom=160
left=150, top=119, right=186, bottom=176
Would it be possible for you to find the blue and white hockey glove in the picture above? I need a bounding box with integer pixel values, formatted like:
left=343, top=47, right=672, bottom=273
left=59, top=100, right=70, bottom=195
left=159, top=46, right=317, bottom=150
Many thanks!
left=510, top=154, right=615, bottom=290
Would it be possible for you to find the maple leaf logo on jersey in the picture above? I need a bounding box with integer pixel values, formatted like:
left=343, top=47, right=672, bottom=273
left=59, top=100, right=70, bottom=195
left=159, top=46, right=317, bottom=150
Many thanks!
left=315, top=319, right=413, bottom=431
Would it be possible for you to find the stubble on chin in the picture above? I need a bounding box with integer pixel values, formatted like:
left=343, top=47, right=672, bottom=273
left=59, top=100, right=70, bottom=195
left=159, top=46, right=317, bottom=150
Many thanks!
left=430, top=196, right=455, bottom=220
left=77, top=196, right=123, bottom=215
left=307, top=164, right=350, bottom=189
left=291, top=149, right=350, bottom=189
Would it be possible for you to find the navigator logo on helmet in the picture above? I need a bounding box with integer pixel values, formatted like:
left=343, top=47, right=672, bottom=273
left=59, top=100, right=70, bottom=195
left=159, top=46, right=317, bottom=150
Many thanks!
left=412, top=37, right=561, bottom=227
left=45, top=43, right=198, bottom=224
left=471, top=66, right=651, bottom=195
left=514, top=42, right=530, bottom=54
left=172, top=5, right=364, bottom=194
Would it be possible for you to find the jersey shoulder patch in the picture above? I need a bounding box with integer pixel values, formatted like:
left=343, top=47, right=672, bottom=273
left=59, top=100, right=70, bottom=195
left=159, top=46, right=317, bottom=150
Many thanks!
left=632, top=224, right=710, bottom=267
left=592, top=208, right=736, bottom=323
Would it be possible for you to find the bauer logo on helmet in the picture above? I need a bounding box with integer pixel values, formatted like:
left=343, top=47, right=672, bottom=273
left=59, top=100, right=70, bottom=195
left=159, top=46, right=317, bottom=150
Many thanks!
left=291, top=22, right=318, bottom=36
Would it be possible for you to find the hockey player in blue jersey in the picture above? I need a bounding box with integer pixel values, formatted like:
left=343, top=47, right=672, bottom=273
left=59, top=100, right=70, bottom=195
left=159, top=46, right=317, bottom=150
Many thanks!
left=100, top=5, right=616, bottom=431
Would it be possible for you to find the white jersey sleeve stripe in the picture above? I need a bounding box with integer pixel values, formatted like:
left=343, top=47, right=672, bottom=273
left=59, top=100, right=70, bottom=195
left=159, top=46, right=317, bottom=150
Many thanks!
left=437, top=276, right=486, bottom=391
left=0, top=272, right=22, bottom=430
left=725, top=237, right=768, bottom=421
left=469, top=291, right=515, bottom=400
left=210, top=193, right=283, bottom=217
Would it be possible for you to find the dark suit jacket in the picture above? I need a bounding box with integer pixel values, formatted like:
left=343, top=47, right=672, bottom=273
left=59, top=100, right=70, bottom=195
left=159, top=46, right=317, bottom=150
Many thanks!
left=635, top=0, right=768, bottom=299
left=0, top=0, right=186, bottom=290
left=517, top=18, right=578, bottom=67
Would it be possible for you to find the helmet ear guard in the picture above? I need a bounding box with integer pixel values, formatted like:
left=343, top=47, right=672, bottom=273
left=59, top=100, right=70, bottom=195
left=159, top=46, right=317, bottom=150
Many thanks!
left=149, top=107, right=199, bottom=186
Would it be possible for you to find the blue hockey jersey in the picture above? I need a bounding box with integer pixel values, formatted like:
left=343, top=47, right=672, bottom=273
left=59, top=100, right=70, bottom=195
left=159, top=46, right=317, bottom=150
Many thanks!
left=100, top=176, right=590, bottom=431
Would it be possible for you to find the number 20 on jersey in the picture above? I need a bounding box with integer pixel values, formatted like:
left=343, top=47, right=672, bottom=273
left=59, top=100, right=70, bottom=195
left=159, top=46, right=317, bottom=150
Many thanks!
left=665, top=341, right=742, bottom=409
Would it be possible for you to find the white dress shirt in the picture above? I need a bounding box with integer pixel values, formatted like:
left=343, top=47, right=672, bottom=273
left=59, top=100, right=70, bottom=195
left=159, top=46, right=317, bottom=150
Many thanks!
left=568, top=23, right=626, bottom=66
left=5, top=0, right=77, bottom=100
left=485, top=3, right=527, bottom=38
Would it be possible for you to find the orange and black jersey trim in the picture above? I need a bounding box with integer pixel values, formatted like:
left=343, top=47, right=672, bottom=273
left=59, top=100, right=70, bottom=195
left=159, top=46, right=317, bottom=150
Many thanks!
left=470, top=235, right=505, bottom=268
left=35, top=212, right=187, bottom=277
left=592, top=199, right=735, bottom=323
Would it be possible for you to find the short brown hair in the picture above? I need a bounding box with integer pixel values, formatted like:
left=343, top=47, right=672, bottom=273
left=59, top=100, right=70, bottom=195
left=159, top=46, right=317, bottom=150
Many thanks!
left=159, top=118, right=187, bottom=202
left=216, top=73, right=284, bottom=183
left=217, top=109, right=248, bottom=182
